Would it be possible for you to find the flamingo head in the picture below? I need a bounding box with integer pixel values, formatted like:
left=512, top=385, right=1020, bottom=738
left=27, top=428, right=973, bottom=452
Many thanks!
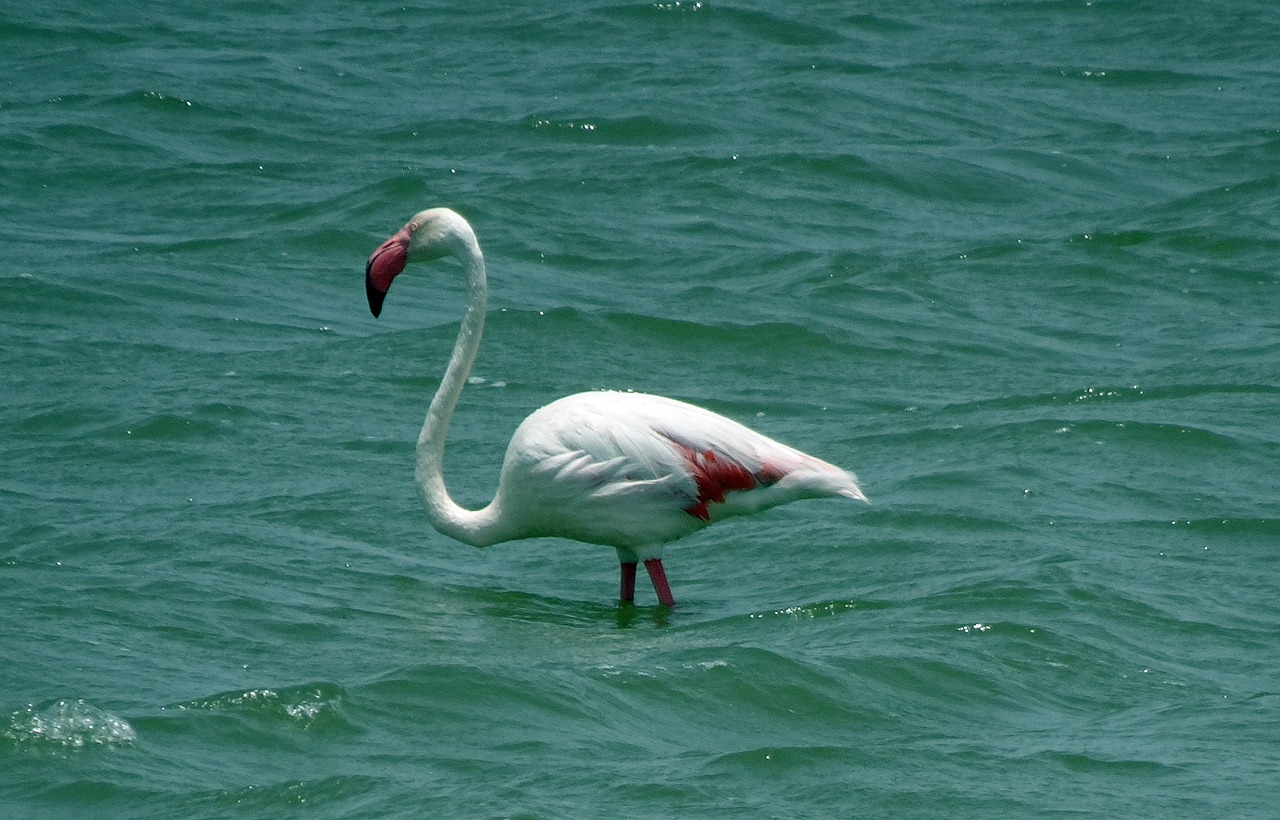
left=365, top=208, right=478, bottom=317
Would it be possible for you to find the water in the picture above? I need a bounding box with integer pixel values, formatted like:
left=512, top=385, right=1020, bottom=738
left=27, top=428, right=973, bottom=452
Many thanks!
left=3, top=1, right=1278, bottom=816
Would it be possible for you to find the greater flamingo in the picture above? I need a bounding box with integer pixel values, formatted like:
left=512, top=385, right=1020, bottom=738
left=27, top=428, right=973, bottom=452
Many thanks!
left=365, top=208, right=866, bottom=606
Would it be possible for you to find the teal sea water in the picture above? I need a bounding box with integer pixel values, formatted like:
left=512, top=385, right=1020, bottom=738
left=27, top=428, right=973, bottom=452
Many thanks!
left=3, top=1, right=1279, bottom=816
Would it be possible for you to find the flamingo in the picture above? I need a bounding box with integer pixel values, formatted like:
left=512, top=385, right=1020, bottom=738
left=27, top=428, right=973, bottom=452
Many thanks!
left=365, top=208, right=866, bottom=606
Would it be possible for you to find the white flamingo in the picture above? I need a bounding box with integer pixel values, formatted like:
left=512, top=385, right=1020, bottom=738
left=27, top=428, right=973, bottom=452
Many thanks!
left=365, top=208, right=866, bottom=606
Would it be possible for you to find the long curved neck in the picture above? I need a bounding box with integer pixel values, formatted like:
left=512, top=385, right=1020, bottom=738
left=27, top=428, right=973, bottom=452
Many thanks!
left=414, top=242, right=513, bottom=547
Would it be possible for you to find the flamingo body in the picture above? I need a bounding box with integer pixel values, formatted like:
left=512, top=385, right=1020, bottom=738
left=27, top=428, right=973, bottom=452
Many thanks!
left=364, top=208, right=866, bottom=606
left=495, top=390, right=864, bottom=555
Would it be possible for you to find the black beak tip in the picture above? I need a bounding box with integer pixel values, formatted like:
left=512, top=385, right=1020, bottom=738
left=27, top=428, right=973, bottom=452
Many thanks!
left=366, top=270, right=385, bottom=318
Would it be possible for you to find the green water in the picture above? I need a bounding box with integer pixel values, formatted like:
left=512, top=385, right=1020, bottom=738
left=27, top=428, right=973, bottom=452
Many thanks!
left=3, top=1, right=1278, bottom=817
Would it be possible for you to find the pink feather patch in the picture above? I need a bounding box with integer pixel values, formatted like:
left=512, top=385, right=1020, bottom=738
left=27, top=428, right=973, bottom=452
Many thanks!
left=664, top=439, right=784, bottom=521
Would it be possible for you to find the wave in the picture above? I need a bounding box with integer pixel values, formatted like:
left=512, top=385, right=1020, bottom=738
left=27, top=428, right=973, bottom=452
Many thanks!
left=158, top=682, right=351, bottom=732
left=3, top=699, right=136, bottom=751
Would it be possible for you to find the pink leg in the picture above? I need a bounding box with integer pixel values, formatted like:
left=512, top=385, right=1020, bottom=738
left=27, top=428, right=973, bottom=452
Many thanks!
left=644, top=558, right=676, bottom=607
left=619, top=561, right=638, bottom=603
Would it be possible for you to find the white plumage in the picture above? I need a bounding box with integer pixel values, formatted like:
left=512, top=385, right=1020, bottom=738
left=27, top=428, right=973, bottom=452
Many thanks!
left=365, top=208, right=866, bottom=605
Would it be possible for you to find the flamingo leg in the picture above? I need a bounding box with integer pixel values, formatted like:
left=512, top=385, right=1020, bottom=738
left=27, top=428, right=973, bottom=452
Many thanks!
left=644, top=558, right=676, bottom=607
left=619, top=561, right=638, bottom=603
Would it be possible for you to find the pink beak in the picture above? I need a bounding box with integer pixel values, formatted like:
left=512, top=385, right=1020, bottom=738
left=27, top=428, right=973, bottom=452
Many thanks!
left=365, top=226, right=411, bottom=317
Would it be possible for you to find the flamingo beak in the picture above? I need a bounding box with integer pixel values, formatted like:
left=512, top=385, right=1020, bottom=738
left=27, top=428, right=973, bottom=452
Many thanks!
left=365, top=226, right=411, bottom=317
